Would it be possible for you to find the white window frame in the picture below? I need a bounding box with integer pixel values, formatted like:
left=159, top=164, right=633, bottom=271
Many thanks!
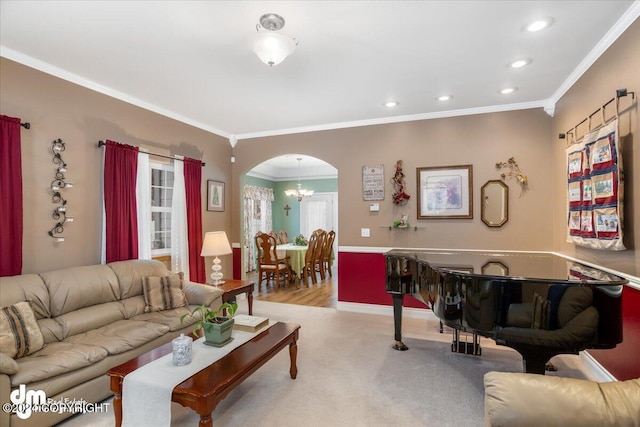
left=150, top=161, right=174, bottom=257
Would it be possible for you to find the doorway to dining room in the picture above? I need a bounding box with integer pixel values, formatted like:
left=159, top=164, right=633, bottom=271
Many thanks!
left=242, top=154, right=338, bottom=308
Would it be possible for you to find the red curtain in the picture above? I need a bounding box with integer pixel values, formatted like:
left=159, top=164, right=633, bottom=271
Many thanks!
left=103, top=140, right=139, bottom=263
left=0, top=116, right=23, bottom=276
left=184, top=157, right=205, bottom=283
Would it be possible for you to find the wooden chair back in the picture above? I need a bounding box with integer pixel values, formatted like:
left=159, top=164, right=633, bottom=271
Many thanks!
left=279, top=230, right=289, bottom=244
left=256, top=233, right=279, bottom=265
left=269, top=230, right=280, bottom=245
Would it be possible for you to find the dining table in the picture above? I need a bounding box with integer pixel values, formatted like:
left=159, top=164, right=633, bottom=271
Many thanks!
left=276, top=243, right=308, bottom=278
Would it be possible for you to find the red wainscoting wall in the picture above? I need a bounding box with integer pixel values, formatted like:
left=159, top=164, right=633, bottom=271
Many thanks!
left=337, top=251, right=427, bottom=309
left=337, top=250, right=640, bottom=381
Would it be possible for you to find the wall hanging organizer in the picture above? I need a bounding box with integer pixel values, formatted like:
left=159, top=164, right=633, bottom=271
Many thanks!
left=562, top=88, right=634, bottom=251
left=49, top=138, right=73, bottom=241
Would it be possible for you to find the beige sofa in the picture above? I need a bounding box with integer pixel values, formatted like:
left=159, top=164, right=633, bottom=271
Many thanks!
left=0, top=259, right=223, bottom=427
left=484, top=371, right=640, bottom=427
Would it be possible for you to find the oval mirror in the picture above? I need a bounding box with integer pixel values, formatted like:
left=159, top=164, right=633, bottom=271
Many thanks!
left=481, top=180, right=509, bottom=227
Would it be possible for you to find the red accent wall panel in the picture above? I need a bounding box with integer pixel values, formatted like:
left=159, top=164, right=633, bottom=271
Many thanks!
left=232, top=247, right=241, bottom=280
left=337, top=251, right=427, bottom=309
left=587, top=285, right=640, bottom=381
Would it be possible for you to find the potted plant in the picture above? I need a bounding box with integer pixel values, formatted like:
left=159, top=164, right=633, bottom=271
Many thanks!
left=180, top=302, right=237, bottom=346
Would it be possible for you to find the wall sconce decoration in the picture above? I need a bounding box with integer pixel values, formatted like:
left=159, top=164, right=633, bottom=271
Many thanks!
left=496, top=157, right=528, bottom=197
left=49, top=138, right=73, bottom=241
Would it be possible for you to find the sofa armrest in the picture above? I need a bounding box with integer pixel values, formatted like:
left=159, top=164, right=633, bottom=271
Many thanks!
left=0, top=352, right=18, bottom=375
left=0, top=374, right=11, bottom=427
left=484, top=371, right=640, bottom=427
left=183, top=281, right=224, bottom=307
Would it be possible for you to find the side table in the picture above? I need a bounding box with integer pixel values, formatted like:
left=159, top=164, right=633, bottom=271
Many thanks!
left=216, top=279, right=255, bottom=315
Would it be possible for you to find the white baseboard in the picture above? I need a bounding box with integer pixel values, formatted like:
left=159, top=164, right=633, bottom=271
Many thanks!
left=581, top=351, right=617, bottom=382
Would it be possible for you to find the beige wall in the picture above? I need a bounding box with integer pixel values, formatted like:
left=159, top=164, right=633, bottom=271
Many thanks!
left=232, top=109, right=554, bottom=252
left=0, top=58, right=233, bottom=276
left=551, top=18, right=639, bottom=277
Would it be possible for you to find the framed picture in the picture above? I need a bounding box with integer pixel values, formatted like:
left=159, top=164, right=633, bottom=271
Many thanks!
left=417, top=164, right=473, bottom=219
left=207, top=180, right=225, bottom=212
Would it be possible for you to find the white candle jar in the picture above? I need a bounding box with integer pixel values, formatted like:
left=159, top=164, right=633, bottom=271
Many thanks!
left=172, top=333, right=192, bottom=366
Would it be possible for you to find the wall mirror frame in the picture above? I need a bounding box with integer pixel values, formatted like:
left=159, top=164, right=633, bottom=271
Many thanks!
left=481, top=180, right=509, bottom=227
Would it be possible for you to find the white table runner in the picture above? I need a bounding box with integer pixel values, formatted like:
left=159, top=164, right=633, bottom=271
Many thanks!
left=122, top=323, right=273, bottom=427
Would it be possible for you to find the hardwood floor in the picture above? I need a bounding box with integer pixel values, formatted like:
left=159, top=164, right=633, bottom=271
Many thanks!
left=246, top=266, right=337, bottom=308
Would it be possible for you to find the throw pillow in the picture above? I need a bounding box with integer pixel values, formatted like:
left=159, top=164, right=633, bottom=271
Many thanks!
left=142, top=274, right=188, bottom=313
left=0, top=301, right=45, bottom=358
left=531, top=292, right=551, bottom=330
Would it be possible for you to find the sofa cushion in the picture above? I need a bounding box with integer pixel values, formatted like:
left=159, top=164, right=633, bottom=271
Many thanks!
left=108, top=259, right=171, bottom=299
left=54, top=302, right=125, bottom=339
left=0, top=352, right=19, bottom=375
left=0, top=274, right=50, bottom=319
left=64, top=319, right=170, bottom=355
left=142, top=274, right=188, bottom=312
left=40, top=265, right=120, bottom=317
left=133, top=306, right=200, bottom=332
left=11, top=342, right=108, bottom=386
left=0, top=301, right=45, bottom=358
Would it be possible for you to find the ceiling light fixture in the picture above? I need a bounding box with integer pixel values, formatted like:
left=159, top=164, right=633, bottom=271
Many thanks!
left=510, top=59, right=531, bottom=68
left=285, top=158, right=314, bottom=202
left=249, top=13, right=298, bottom=67
left=500, top=87, right=518, bottom=94
left=437, top=95, right=452, bottom=101
left=384, top=101, right=399, bottom=108
left=526, top=18, right=553, bottom=32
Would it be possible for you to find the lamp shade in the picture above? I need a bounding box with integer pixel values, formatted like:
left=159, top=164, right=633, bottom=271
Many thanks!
left=201, top=231, right=232, bottom=257
left=248, top=31, right=297, bottom=66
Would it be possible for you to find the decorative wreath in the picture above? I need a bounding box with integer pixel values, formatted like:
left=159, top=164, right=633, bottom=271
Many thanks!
left=391, top=160, right=411, bottom=205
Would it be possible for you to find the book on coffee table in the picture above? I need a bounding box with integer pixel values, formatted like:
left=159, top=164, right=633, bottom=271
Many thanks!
left=233, top=314, right=269, bottom=332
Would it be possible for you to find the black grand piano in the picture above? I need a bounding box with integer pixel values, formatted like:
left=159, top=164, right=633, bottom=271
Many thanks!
left=385, top=250, right=628, bottom=374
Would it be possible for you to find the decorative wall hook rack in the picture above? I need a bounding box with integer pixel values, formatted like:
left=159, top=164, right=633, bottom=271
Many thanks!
left=49, top=138, right=72, bottom=241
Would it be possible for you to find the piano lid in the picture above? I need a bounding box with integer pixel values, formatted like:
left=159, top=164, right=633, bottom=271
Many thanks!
left=385, top=249, right=628, bottom=286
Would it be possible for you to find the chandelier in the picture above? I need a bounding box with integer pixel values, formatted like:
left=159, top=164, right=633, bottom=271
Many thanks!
left=248, top=13, right=298, bottom=67
left=285, top=158, right=314, bottom=201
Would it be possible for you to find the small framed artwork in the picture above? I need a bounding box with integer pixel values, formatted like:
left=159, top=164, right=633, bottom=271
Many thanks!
left=207, top=180, right=225, bottom=212
left=417, top=164, right=473, bottom=219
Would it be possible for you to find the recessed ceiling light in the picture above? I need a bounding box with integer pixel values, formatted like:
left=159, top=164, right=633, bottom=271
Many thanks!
left=500, top=87, right=518, bottom=94
left=437, top=95, right=452, bottom=101
left=526, top=18, right=553, bottom=32
left=510, top=59, right=531, bottom=68
left=384, top=101, right=399, bottom=108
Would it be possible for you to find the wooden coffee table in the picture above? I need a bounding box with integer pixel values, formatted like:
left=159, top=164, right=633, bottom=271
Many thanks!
left=107, top=322, right=300, bottom=427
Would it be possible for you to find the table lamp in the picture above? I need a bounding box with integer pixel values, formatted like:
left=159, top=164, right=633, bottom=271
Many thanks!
left=201, top=231, right=232, bottom=285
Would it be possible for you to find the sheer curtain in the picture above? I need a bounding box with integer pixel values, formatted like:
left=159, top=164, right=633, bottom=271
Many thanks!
left=0, top=115, right=23, bottom=276
left=136, top=152, right=152, bottom=259
left=102, top=140, right=139, bottom=263
left=171, top=159, right=189, bottom=279
left=184, top=158, right=204, bottom=283
left=243, top=185, right=274, bottom=273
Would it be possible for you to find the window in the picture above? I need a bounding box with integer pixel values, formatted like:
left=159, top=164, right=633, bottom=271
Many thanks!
left=150, top=162, right=174, bottom=256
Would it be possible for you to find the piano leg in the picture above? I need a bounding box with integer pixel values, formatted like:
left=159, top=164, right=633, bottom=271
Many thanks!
left=392, top=293, right=408, bottom=351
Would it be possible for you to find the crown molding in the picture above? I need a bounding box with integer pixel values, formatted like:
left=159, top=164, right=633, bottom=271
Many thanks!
left=0, top=46, right=231, bottom=139
left=547, top=1, right=640, bottom=107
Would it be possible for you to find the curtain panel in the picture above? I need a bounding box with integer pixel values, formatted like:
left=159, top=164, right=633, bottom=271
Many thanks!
left=103, top=140, right=139, bottom=263
left=184, top=158, right=204, bottom=283
left=243, top=185, right=274, bottom=273
left=0, top=115, right=23, bottom=276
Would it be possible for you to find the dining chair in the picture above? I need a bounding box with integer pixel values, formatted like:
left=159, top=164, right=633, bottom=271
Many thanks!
left=312, top=229, right=327, bottom=280
left=254, top=232, right=266, bottom=285
left=269, top=230, right=281, bottom=244
left=301, top=232, right=319, bottom=285
left=255, top=233, right=291, bottom=291
left=322, top=230, right=336, bottom=277
left=279, top=229, right=288, bottom=244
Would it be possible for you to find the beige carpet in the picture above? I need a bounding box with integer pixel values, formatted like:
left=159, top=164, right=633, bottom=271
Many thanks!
left=58, top=300, right=594, bottom=427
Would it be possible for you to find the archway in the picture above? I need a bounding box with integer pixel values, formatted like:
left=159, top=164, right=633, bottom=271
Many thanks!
left=241, top=154, right=338, bottom=307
